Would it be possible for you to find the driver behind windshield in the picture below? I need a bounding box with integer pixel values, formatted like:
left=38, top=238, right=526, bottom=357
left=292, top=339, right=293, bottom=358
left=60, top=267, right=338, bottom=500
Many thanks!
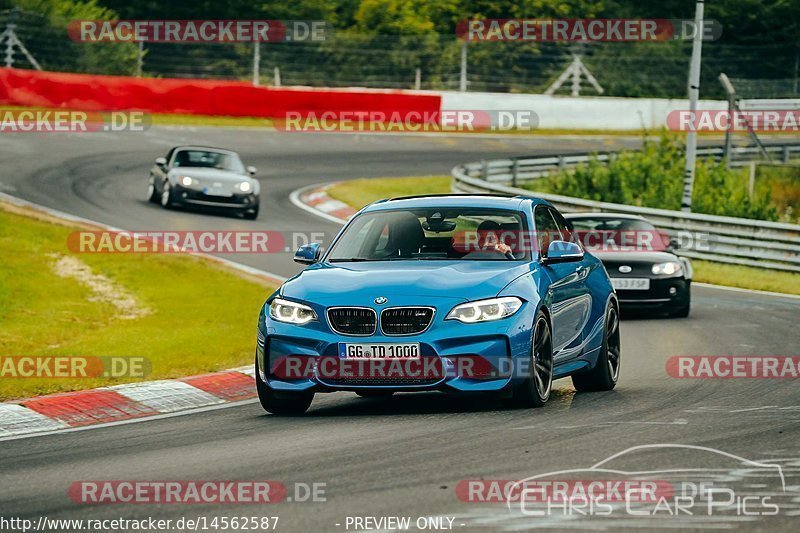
left=462, top=220, right=513, bottom=259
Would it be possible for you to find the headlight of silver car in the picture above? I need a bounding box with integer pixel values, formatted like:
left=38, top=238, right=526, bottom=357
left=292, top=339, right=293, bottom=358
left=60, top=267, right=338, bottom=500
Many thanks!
left=651, top=261, right=683, bottom=276
left=269, top=298, right=317, bottom=324
left=239, top=181, right=252, bottom=192
left=180, top=176, right=193, bottom=187
left=445, top=297, right=523, bottom=324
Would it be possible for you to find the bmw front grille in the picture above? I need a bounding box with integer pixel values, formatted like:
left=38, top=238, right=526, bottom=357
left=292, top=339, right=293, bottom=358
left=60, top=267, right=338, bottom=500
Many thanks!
left=380, top=307, right=435, bottom=335
left=326, top=306, right=435, bottom=336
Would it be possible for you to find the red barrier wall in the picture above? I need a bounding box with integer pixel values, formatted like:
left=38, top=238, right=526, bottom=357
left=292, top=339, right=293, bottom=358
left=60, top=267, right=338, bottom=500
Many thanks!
left=0, top=68, right=441, bottom=118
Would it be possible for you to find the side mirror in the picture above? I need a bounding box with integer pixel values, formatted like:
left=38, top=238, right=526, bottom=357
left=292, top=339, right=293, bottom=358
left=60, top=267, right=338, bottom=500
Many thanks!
left=246, top=166, right=257, bottom=176
left=542, top=240, right=584, bottom=264
left=294, top=242, right=321, bottom=265
left=155, top=157, right=167, bottom=167
left=668, top=238, right=681, bottom=250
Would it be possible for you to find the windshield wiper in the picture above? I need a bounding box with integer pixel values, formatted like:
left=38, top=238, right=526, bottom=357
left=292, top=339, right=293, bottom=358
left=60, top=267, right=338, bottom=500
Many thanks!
left=328, top=257, right=376, bottom=262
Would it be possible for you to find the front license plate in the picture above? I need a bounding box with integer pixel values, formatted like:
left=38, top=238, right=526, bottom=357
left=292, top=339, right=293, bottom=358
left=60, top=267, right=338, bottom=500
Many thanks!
left=203, top=187, right=233, bottom=197
left=339, top=343, right=420, bottom=360
left=611, top=278, right=650, bottom=291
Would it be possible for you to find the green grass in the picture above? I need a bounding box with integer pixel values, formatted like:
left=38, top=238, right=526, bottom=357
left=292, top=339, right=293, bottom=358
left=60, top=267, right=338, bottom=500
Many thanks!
left=692, top=260, right=800, bottom=296
left=327, top=175, right=800, bottom=296
left=326, top=175, right=451, bottom=210
left=149, top=113, right=273, bottom=128
left=0, top=204, right=276, bottom=400
left=755, top=164, right=800, bottom=223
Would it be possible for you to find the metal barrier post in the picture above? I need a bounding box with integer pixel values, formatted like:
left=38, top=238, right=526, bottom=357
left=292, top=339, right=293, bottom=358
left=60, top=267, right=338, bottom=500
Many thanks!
left=511, top=159, right=519, bottom=187
left=252, top=42, right=261, bottom=86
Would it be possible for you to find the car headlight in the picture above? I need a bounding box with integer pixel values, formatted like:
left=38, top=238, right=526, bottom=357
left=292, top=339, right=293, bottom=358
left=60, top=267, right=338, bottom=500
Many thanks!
left=239, top=181, right=252, bottom=192
left=445, top=297, right=523, bottom=323
left=180, top=176, right=193, bottom=186
left=652, top=261, right=683, bottom=276
left=269, top=298, right=317, bottom=324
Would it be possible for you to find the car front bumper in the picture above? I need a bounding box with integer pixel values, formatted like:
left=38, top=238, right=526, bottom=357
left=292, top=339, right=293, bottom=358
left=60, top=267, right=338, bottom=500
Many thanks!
left=174, top=185, right=258, bottom=209
left=256, top=305, right=538, bottom=394
left=615, top=277, right=690, bottom=310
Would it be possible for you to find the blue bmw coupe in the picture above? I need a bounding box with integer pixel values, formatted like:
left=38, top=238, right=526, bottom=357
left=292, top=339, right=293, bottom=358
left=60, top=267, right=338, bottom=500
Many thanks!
left=256, top=194, right=620, bottom=414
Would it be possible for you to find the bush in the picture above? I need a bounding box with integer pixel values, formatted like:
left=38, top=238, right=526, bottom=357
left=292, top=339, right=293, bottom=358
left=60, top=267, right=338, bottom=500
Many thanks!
left=526, top=131, right=780, bottom=221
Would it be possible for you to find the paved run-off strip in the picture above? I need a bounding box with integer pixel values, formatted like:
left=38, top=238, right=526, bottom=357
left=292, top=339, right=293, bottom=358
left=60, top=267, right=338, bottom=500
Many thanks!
left=0, top=367, right=257, bottom=438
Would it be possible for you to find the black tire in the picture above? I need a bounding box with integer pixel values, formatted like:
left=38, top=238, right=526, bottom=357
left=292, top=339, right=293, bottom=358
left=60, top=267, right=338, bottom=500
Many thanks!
left=507, top=310, right=553, bottom=408
left=255, top=358, right=314, bottom=415
left=160, top=180, right=173, bottom=209
left=572, top=301, right=621, bottom=392
left=355, top=391, right=394, bottom=398
left=146, top=178, right=159, bottom=203
left=668, top=285, right=691, bottom=318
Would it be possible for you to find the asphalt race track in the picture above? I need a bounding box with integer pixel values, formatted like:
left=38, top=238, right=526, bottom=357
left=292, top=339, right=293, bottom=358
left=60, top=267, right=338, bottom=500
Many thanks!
left=1, top=128, right=799, bottom=531
left=0, top=128, right=645, bottom=278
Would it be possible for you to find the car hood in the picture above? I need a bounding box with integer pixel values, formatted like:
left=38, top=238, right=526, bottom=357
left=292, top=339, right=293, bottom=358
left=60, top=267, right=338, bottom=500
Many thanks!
left=590, top=250, right=680, bottom=264
left=170, top=167, right=249, bottom=183
left=281, top=261, right=532, bottom=305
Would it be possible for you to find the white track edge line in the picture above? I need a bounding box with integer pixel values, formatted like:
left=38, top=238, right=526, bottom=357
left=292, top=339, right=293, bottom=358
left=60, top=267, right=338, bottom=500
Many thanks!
left=693, top=282, right=800, bottom=301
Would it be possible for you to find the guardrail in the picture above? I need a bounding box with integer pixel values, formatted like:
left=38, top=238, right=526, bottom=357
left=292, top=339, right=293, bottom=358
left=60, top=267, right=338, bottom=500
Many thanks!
left=452, top=144, right=800, bottom=273
left=462, top=143, right=800, bottom=185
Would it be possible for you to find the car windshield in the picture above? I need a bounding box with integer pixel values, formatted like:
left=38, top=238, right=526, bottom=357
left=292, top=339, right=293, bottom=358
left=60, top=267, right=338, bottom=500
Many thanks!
left=173, top=150, right=244, bottom=172
left=569, top=217, right=668, bottom=251
left=326, top=208, right=529, bottom=261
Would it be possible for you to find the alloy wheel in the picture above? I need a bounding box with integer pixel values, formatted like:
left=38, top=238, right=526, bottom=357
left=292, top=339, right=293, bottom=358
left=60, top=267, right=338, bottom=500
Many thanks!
left=532, top=316, right=553, bottom=399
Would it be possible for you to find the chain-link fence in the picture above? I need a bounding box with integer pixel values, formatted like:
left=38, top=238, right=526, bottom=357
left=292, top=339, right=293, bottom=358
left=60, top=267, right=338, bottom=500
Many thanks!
left=2, top=8, right=799, bottom=99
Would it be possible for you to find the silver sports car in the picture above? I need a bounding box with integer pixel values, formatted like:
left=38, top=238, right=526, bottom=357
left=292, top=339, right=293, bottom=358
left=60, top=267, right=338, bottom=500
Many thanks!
left=147, top=146, right=260, bottom=219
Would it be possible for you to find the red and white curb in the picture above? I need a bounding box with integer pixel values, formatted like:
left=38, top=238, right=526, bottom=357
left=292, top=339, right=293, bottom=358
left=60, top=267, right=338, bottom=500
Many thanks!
left=0, top=367, right=257, bottom=439
left=289, top=183, right=353, bottom=225
left=0, top=193, right=287, bottom=440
